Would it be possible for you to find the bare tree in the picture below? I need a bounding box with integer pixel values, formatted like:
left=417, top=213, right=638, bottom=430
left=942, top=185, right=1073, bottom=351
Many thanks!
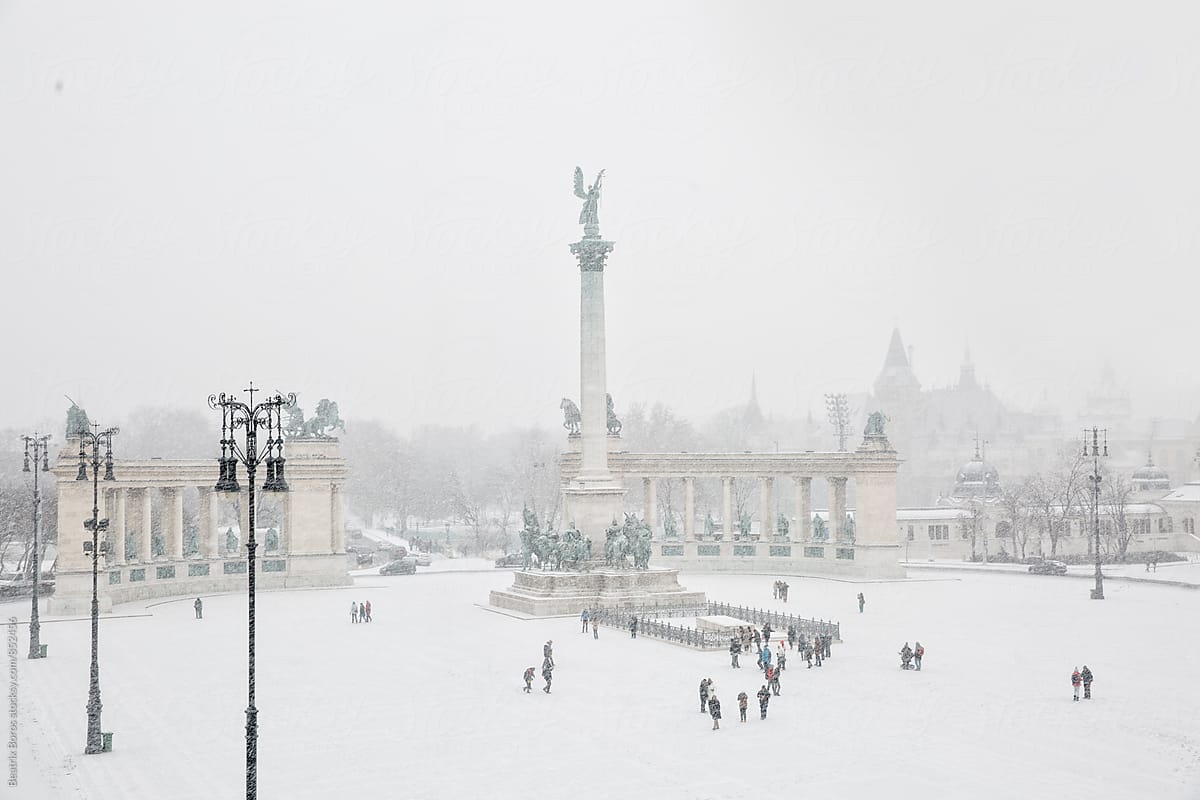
left=997, top=484, right=1032, bottom=559
left=1103, top=471, right=1136, bottom=560
left=956, top=499, right=985, bottom=561
left=1025, top=450, right=1088, bottom=557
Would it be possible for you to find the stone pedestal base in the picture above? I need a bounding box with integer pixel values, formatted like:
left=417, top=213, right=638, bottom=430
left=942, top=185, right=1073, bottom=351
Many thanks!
left=489, top=567, right=705, bottom=616
left=48, top=570, right=112, bottom=616
left=561, top=483, right=626, bottom=543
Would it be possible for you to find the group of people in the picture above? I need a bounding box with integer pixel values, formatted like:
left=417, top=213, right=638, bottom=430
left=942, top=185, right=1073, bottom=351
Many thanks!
left=579, top=609, right=599, bottom=638
left=350, top=600, right=372, bottom=623
left=898, top=641, right=925, bottom=670
left=771, top=580, right=791, bottom=602
left=1071, top=666, right=1095, bottom=700
left=700, top=675, right=785, bottom=730
left=730, top=624, right=833, bottom=670
left=524, top=640, right=556, bottom=694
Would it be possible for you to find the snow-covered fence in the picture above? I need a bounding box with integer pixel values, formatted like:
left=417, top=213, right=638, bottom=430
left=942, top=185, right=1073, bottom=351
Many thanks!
left=589, top=601, right=839, bottom=650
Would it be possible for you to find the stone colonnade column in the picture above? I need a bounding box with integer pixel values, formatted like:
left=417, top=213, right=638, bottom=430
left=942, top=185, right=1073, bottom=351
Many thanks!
left=759, top=477, right=775, bottom=538
left=137, top=489, right=153, bottom=562
left=111, top=488, right=126, bottom=564
left=683, top=477, right=695, bottom=540
left=198, top=487, right=219, bottom=558
left=164, top=487, right=184, bottom=559
left=794, top=476, right=811, bottom=540
left=721, top=477, right=733, bottom=538
left=829, top=477, right=847, bottom=542
left=331, top=483, right=346, bottom=554
left=642, top=478, right=657, bottom=535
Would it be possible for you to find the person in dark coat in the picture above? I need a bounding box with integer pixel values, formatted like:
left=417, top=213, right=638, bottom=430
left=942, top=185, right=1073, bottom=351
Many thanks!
left=358, top=602, right=365, bottom=622
left=900, top=643, right=913, bottom=670
left=699, top=678, right=711, bottom=712
left=542, top=661, right=553, bottom=693
left=729, top=638, right=741, bottom=668
left=1081, top=665, right=1094, bottom=699
left=768, top=665, right=781, bottom=696
left=350, top=601, right=358, bottom=623
left=787, top=625, right=796, bottom=650
left=757, top=685, right=770, bottom=720
left=858, top=592, right=865, bottom=613
left=194, top=597, right=203, bottom=619
left=737, top=691, right=749, bottom=722
left=629, top=617, right=638, bottom=638
left=763, top=623, right=773, bottom=643
left=708, top=694, right=722, bottom=730
left=580, top=609, right=590, bottom=633
left=813, top=639, right=822, bottom=667
left=824, top=633, right=832, bottom=659
left=523, top=666, right=535, bottom=693
left=543, top=640, right=555, bottom=668
left=804, top=638, right=813, bottom=668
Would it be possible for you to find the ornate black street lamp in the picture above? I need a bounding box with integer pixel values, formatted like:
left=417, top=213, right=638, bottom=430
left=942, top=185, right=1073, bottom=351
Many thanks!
left=76, top=423, right=118, bottom=754
left=21, top=432, right=51, bottom=660
left=209, top=383, right=292, bottom=800
left=1084, top=427, right=1108, bottom=600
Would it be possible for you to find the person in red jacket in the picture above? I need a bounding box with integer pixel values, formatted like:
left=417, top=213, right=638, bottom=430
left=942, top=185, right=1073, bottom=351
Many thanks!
left=1071, top=667, right=1082, bottom=701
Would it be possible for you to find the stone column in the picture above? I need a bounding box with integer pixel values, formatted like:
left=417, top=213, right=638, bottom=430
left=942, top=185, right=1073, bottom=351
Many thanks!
left=829, top=477, right=847, bottom=542
left=683, top=477, right=696, bottom=540
left=110, top=489, right=127, bottom=564
left=643, top=478, right=657, bottom=535
left=574, top=237, right=616, bottom=484
left=759, top=476, right=775, bottom=539
left=331, top=483, right=346, bottom=554
left=794, top=476, right=812, bottom=540
left=136, top=489, right=153, bottom=562
left=164, top=487, right=184, bottom=559
left=721, top=477, right=733, bottom=538
left=198, top=487, right=218, bottom=558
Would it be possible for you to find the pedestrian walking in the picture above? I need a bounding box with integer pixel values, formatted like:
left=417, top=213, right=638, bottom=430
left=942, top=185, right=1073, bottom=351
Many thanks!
left=757, top=685, right=770, bottom=720
left=737, top=691, right=749, bottom=722
left=730, top=638, right=741, bottom=668
left=542, top=662, right=554, bottom=694
left=543, top=640, right=554, bottom=668
left=581, top=609, right=590, bottom=633
left=781, top=582, right=789, bottom=602
left=350, top=601, right=358, bottom=623
left=1071, top=667, right=1082, bottom=701
left=787, top=626, right=796, bottom=650
left=914, top=641, right=924, bottom=671
left=900, top=642, right=913, bottom=670
left=769, top=665, right=781, bottom=696
left=194, top=597, right=203, bottom=619
left=358, top=602, right=365, bottom=623
left=699, top=678, right=711, bottom=712
left=858, top=592, right=865, bottom=613
left=760, top=646, right=772, bottom=673
left=629, top=617, right=638, bottom=638
left=592, top=617, right=599, bottom=639
left=1081, top=665, right=1094, bottom=699
left=364, top=600, right=372, bottom=622
left=804, top=639, right=813, bottom=669
left=823, top=633, right=832, bottom=659
left=523, top=666, right=535, bottom=693
left=813, top=640, right=822, bottom=667
left=772, top=580, right=779, bottom=600
left=708, top=694, right=722, bottom=730
left=776, top=645, right=787, bottom=672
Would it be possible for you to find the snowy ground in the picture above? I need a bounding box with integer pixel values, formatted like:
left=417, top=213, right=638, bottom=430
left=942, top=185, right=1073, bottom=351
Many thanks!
left=6, top=567, right=1199, bottom=800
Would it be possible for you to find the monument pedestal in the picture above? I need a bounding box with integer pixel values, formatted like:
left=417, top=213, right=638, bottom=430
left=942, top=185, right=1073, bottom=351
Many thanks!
left=561, top=483, right=626, bottom=543
left=489, top=567, right=705, bottom=616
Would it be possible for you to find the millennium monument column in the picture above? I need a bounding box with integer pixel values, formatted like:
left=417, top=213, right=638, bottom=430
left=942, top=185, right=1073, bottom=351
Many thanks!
left=562, top=167, right=626, bottom=538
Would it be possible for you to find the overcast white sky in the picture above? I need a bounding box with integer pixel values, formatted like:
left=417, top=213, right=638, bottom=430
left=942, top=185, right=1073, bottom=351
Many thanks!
left=2, top=1, right=1198, bottom=436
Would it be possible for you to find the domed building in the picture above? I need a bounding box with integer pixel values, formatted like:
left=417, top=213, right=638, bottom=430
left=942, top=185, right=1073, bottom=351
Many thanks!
left=949, top=443, right=1001, bottom=502
left=1131, top=453, right=1171, bottom=493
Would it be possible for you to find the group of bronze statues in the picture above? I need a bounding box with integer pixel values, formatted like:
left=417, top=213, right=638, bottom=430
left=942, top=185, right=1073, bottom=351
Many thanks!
left=518, top=507, right=652, bottom=572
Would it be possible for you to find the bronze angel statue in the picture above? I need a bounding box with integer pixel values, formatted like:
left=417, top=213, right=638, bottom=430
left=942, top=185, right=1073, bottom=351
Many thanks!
left=574, top=167, right=605, bottom=235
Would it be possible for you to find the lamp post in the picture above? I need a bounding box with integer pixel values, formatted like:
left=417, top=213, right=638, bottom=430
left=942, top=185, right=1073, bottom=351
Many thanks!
left=21, top=432, right=51, bottom=660
left=1084, top=427, right=1108, bottom=600
left=824, top=393, right=850, bottom=452
left=209, top=383, right=293, bottom=800
left=76, top=423, right=118, bottom=754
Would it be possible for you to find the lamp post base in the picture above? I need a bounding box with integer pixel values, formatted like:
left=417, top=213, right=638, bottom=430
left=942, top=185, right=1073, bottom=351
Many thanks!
left=1090, top=588, right=1105, bottom=600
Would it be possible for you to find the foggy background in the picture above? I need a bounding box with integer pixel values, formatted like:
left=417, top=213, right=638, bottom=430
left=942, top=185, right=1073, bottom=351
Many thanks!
left=3, top=1, right=1199, bottom=435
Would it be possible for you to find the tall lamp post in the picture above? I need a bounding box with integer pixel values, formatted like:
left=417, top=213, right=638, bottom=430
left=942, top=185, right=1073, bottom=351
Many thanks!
left=76, top=423, right=118, bottom=754
left=209, top=384, right=293, bottom=800
left=824, top=393, right=850, bottom=452
left=21, top=432, right=51, bottom=660
left=1085, top=427, right=1108, bottom=600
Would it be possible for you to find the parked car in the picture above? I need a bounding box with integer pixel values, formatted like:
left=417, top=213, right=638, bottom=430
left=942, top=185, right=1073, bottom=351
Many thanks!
left=494, top=553, right=525, bottom=568
left=355, top=552, right=375, bottom=567
left=412, top=552, right=431, bottom=567
left=1028, top=560, right=1068, bottom=575
left=379, top=559, right=416, bottom=576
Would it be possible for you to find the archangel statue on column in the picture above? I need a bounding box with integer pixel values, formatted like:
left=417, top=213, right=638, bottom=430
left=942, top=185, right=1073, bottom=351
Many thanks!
left=574, top=167, right=605, bottom=236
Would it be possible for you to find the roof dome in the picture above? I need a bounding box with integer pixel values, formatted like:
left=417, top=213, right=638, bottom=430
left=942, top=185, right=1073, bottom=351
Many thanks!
left=951, top=449, right=1001, bottom=500
left=1132, top=454, right=1170, bottom=491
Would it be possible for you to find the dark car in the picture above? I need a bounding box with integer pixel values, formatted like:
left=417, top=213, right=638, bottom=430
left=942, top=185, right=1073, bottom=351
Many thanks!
left=380, top=559, right=416, bottom=576
left=494, top=553, right=526, bottom=568
left=355, top=552, right=375, bottom=567
left=1028, top=560, right=1068, bottom=575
